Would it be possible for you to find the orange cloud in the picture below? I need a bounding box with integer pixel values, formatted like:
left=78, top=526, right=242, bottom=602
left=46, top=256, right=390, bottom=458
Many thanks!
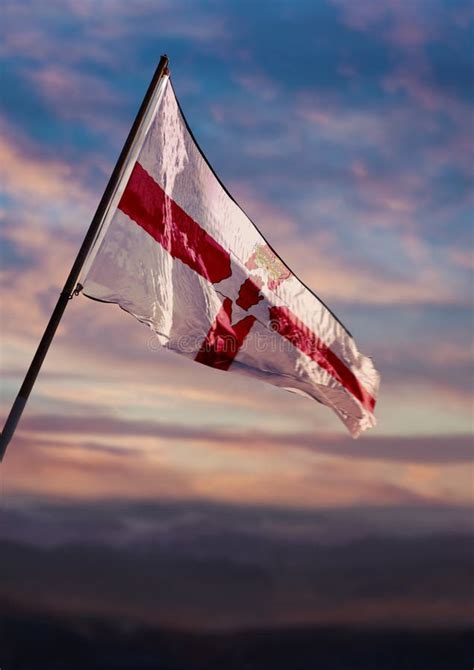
left=3, top=410, right=472, bottom=508
left=0, top=132, right=92, bottom=205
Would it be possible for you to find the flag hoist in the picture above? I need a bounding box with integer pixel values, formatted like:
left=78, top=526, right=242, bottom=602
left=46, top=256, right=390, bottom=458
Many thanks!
left=0, top=56, right=380, bottom=460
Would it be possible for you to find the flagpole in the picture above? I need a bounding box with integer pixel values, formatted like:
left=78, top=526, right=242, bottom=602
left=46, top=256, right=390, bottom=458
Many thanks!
left=0, top=54, right=169, bottom=461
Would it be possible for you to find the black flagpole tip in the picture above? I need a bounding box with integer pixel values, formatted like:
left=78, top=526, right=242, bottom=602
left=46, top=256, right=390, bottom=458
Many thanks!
left=161, top=54, right=170, bottom=75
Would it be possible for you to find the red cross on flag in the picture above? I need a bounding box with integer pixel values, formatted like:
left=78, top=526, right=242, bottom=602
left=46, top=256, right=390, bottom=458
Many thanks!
left=80, top=74, right=380, bottom=437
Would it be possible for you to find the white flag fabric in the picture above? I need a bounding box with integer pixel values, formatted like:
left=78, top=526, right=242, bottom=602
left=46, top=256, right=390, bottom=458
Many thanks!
left=80, top=75, right=380, bottom=437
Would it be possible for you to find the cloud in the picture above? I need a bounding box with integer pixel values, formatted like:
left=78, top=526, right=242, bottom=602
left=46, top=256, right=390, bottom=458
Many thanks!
left=228, top=183, right=466, bottom=308
left=0, top=129, right=92, bottom=206
left=198, top=77, right=471, bottom=311
left=0, top=2, right=120, bottom=68
left=15, top=412, right=474, bottom=465
left=3, top=496, right=473, bottom=547
left=331, top=0, right=473, bottom=124
left=62, top=0, right=229, bottom=42
left=329, top=0, right=447, bottom=49
left=1, top=407, right=471, bottom=508
left=449, top=247, right=474, bottom=270
left=234, top=71, right=279, bottom=102
left=1, top=0, right=229, bottom=63
left=28, top=65, right=125, bottom=135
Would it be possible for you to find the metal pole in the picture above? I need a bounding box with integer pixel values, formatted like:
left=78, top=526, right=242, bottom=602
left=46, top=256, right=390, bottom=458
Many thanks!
left=0, top=55, right=169, bottom=461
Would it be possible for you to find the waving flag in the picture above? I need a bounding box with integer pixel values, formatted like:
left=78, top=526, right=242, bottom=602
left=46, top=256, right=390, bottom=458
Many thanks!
left=80, top=74, right=379, bottom=437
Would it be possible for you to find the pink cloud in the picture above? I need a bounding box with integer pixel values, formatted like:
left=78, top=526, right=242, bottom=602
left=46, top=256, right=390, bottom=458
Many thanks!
left=0, top=129, right=93, bottom=206
left=331, top=0, right=471, bottom=122
left=26, top=65, right=129, bottom=139
left=1, top=0, right=228, bottom=69
left=234, top=72, right=279, bottom=101
left=331, top=0, right=439, bottom=47
left=449, top=247, right=474, bottom=270
left=3, top=408, right=472, bottom=510
left=228, top=182, right=465, bottom=307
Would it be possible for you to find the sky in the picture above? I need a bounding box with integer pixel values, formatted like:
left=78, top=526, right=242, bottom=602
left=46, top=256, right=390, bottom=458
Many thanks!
left=0, top=0, right=473, bottom=638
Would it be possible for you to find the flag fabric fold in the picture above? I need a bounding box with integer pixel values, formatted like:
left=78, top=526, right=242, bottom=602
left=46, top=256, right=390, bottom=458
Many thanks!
left=80, top=75, right=380, bottom=437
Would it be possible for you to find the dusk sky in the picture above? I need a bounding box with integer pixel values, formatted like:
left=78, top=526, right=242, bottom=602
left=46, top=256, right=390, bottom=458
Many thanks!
left=1, top=0, right=473, bottom=648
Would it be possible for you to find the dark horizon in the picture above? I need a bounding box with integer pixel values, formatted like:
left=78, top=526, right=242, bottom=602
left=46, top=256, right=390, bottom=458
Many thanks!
left=2, top=497, right=473, bottom=668
left=1, top=497, right=473, bottom=633
left=2, top=607, right=473, bottom=670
